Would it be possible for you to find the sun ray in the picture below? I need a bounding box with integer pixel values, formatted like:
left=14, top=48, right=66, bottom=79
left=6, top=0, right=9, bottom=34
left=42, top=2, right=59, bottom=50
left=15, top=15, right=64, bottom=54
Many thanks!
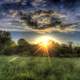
left=33, top=35, right=59, bottom=66
left=34, top=46, right=42, bottom=55
left=34, top=36, right=52, bottom=56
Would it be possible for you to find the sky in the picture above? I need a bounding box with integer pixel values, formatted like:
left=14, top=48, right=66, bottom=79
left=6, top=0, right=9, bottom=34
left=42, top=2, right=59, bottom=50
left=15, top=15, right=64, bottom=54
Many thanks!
left=0, top=0, right=80, bottom=44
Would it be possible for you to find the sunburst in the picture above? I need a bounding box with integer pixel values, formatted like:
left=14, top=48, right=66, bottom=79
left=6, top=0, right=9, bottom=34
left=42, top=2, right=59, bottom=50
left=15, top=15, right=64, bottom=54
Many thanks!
left=34, top=35, right=59, bottom=56
left=33, top=35, right=60, bottom=66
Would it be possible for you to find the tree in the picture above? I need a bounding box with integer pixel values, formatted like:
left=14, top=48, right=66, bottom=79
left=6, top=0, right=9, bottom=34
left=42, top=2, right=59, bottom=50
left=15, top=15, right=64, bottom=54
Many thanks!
left=18, top=39, right=28, bottom=46
left=17, top=39, right=32, bottom=56
left=0, top=31, right=12, bottom=54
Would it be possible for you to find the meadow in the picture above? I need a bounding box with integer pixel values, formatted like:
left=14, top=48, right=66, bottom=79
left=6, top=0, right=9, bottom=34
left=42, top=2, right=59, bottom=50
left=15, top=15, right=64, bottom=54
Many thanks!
left=0, top=56, right=80, bottom=80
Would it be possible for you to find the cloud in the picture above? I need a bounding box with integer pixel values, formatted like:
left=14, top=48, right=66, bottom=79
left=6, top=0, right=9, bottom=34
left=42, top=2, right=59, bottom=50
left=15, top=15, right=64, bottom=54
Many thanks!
left=0, top=10, right=80, bottom=34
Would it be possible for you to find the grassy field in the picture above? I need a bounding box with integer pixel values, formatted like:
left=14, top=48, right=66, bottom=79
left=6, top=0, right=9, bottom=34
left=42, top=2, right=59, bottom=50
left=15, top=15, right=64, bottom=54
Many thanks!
left=0, top=56, right=80, bottom=80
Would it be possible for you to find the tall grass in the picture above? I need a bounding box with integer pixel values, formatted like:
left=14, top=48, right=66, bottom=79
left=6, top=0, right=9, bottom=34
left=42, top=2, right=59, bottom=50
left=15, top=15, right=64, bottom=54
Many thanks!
left=0, top=56, right=80, bottom=80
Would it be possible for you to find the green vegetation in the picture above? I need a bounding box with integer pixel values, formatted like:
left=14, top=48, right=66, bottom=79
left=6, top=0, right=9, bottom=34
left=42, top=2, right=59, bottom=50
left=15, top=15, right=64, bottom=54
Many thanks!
left=0, top=56, right=80, bottom=80
left=0, top=31, right=80, bottom=80
left=0, top=31, right=80, bottom=57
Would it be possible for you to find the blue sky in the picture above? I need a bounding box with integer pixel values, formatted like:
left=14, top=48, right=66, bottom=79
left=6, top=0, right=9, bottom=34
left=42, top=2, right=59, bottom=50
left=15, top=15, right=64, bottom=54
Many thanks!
left=0, top=0, right=80, bottom=44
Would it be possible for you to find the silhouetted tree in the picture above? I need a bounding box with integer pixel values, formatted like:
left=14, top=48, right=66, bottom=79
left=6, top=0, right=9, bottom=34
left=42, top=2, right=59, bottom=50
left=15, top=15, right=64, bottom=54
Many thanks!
left=17, top=39, right=32, bottom=56
left=0, top=31, right=80, bottom=57
left=0, top=31, right=12, bottom=54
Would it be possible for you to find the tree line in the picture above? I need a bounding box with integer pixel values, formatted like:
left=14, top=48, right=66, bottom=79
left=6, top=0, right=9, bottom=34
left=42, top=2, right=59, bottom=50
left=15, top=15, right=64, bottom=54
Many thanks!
left=0, top=31, right=80, bottom=57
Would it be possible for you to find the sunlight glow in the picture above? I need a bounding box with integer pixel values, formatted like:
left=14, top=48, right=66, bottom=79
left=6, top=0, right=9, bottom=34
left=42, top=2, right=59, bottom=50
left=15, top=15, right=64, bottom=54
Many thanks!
left=39, top=37, right=50, bottom=48
left=35, top=36, right=59, bottom=45
left=34, top=35, right=60, bottom=56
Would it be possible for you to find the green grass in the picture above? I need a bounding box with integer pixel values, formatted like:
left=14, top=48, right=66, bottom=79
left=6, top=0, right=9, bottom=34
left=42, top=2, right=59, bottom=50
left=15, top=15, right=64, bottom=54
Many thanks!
left=0, top=56, right=80, bottom=80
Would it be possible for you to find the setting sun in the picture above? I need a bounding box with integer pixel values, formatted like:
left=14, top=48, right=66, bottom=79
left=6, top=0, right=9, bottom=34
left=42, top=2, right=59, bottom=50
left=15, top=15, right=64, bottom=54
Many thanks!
left=34, top=35, right=60, bottom=56
left=35, top=36, right=60, bottom=46
left=35, top=36, right=50, bottom=44
left=40, top=39, right=49, bottom=48
left=36, top=36, right=51, bottom=48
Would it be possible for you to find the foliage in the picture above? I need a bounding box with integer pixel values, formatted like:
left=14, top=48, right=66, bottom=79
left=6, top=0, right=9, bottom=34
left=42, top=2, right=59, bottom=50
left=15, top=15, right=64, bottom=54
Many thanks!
left=0, top=31, right=12, bottom=55
left=0, top=56, right=80, bottom=80
left=0, top=31, right=80, bottom=57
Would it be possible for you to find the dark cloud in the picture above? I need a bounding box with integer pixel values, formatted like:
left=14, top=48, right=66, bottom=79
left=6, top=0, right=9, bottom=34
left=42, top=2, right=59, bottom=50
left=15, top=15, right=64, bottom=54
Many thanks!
left=0, top=0, right=80, bottom=33
left=0, top=0, right=80, bottom=11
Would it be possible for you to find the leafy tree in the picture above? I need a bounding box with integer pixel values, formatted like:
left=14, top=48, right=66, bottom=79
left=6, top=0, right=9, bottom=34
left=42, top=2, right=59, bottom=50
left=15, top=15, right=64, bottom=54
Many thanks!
left=0, top=31, right=12, bottom=54
left=17, top=39, right=32, bottom=56
left=18, top=39, right=29, bottom=47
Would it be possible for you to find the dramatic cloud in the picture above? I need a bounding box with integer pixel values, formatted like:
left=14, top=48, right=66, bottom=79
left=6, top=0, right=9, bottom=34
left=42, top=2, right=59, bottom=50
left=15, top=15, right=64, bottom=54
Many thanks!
left=0, top=0, right=80, bottom=33
left=0, top=10, right=80, bottom=33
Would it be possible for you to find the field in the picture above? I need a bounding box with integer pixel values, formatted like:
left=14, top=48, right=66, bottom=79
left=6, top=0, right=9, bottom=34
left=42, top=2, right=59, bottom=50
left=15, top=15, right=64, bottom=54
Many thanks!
left=0, top=56, right=80, bottom=80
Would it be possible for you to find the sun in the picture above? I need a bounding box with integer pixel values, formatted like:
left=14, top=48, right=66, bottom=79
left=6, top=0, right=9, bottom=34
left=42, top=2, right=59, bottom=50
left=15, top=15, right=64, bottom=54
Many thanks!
left=34, top=35, right=60, bottom=56
left=35, top=36, right=55, bottom=48
left=40, top=39, right=49, bottom=48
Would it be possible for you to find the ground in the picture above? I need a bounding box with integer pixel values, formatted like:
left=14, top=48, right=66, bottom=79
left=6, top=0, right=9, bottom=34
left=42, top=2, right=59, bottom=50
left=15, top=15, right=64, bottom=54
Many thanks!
left=0, top=56, right=80, bottom=80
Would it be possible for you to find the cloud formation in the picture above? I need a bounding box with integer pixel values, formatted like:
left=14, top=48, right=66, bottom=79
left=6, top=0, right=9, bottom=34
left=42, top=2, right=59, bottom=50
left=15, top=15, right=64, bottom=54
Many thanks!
left=0, top=0, right=80, bottom=34
left=0, top=10, right=80, bottom=34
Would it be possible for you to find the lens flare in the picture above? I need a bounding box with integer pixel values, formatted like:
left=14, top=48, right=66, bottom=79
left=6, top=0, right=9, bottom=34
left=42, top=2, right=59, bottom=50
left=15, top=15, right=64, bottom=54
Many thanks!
left=34, top=35, right=59, bottom=56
